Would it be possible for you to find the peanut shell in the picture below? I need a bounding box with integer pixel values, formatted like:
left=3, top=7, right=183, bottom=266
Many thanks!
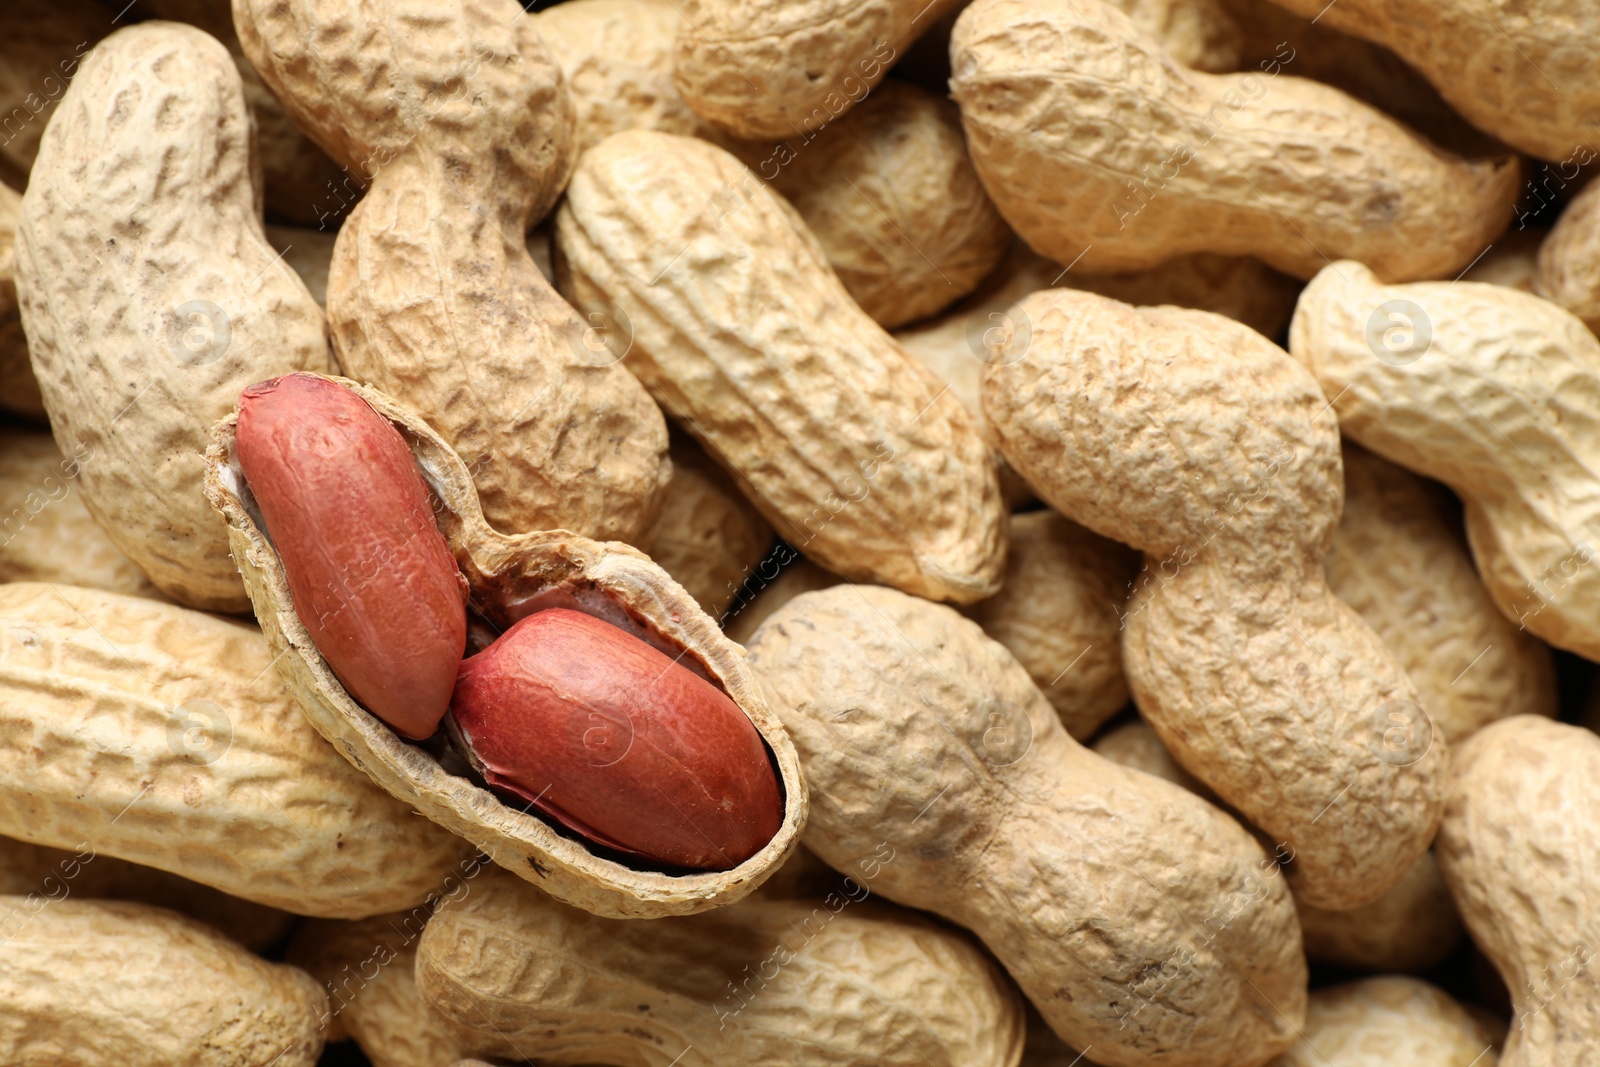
left=0, top=179, right=41, bottom=420
left=206, top=373, right=807, bottom=919
left=722, top=554, right=842, bottom=645
left=648, top=435, right=774, bottom=620
left=1267, top=977, right=1501, bottom=1066
left=0, top=0, right=113, bottom=191
left=1536, top=178, right=1600, bottom=332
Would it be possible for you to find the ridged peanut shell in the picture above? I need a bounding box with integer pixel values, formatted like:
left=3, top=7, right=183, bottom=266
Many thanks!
left=1536, top=178, right=1600, bottom=332
left=416, top=865, right=1026, bottom=1067
left=949, top=0, right=1520, bottom=281
left=648, top=435, right=774, bottom=619
left=555, top=129, right=1005, bottom=603
left=722, top=554, right=842, bottom=645
left=0, top=581, right=474, bottom=918
left=14, top=21, right=332, bottom=611
left=1267, top=977, right=1501, bottom=1066
left=0, top=896, right=326, bottom=1067
left=205, top=373, right=807, bottom=919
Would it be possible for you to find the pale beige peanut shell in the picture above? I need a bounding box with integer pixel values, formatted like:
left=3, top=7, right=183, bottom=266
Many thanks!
left=1465, top=229, right=1547, bottom=293
left=1436, top=717, right=1600, bottom=1067
left=1290, top=261, right=1600, bottom=662
left=0, top=896, right=325, bottom=1067
left=555, top=130, right=1006, bottom=603
left=15, top=22, right=332, bottom=611
left=949, top=0, right=1520, bottom=281
left=289, top=912, right=467, bottom=1067
left=963, top=509, right=1137, bottom=740
left=1266, top=977, right=1501, bottom=1066
left=722, top=554, right=842, bottom=645
left=1536, top=178, right=1600, bottom=333
left=1090, top=714, right=1213, bottom=800
left=1328, top=442, right=1557, bottom=744
left=0, top=582, right=475, bottom=918
left=416, top=865, right=1026, bottom=1067
left=673, top=0, right=960, bottom=140
left=264, top=224, right=339, bottom=309
left=235, top=0, right=671, bottom=546
left=1261, top=0, right=1600, bottom=161
left=0, top=180, right=42, bottom=420
left=648, top=434, right=774, bottom=618
left=206, top=373, right=808, bottom=919
left=0, top=426, right=156, bottom=597
left=746, top=584, right=1306, bottom=1067
left=0, top=834, right=295, bottom=954
left=986, top=288, right=1445, bottom=910
left=0, top=0, right=114, bottom=191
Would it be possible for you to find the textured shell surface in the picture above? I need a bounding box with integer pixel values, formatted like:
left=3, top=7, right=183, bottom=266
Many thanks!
left=1267, top=977, right=1501, bottom=1066
left=0, top=179, right=41, bottom=419
left=746, top=583, right=1307, bottom=1067
left=0, top=581, right=474, bottom=918
left=206, top=373, right=807, bottom=919
left=555, top=129, right=1006, bottom=603
left=0, top=896, right=326, bottom=1067
left=415, top=865, right=1026, bottom=1067
left=1536, top=178, right=1600, bottom=332
left=982, top=288, right=1445, bottom=910
left=14, top=22, right=331, bottom=611
left=948, top=0, right=1520, bottom=281
left=1291, top=260, right=1600, bottom=662
left=1294, top=849, right=1464, bottom=974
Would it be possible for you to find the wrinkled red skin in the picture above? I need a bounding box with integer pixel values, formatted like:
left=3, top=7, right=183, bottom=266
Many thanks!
left=236, top=373, right=467, bottom=740
left=449, top=608, right=783, bottom=870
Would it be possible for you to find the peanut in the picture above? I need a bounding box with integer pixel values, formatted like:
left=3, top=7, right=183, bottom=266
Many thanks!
left=236, top=372, right=468, bottom=741
left=963, top=509, right=1138, bottom=740
left=1535, top=178, right=1600, bottom=333
left=746, top=584, right=1306, bottom=1067
left=1090, top=714, right=1216, bottom=801
left=721, top=554, right=842, bottom=645
left=208, top=375, right=808, bottom=917
left=984, top=288, right=1445, bottom=909
left=1465, top=229, right=1547, bottom=293
left=449, top=607, right=785, bottom=870
left=0, top=179, right=41, bottom=421
left=648, top=435, right=775, bottom=620
left=1259, top=0, right=1599, bottom=161
left=1267, top=977, right=1502, bottom=1066
left=233, top=0, right=671, bottom=545
left=415, top=865, right=1026, bottom=1067
left=0, top=897, right=327, bottom=1067
left=554, top=130, right=1006, bottom=603
left=949, top=0, right=1521, bottom=281
left=14, top=22, right=332, bottom=611
left=1436, top=717, right=1600, bottom=1067
left=0, top=582, right=475, bottom=918
left=1289, top=261, right=1600, bottom=661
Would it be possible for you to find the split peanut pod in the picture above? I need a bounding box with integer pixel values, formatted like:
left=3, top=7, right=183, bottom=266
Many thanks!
left=0, top=582, right=475, bottom=919
left=14, top=22, right=332, bottom=611
left=205, top=373, right=806, bottom=918
left=415, top=866, right=1026, bottom=1067
left=1291, top=261, right=1600, bottom=662
left=746, top=585, right=1307, bottom=1067
left=555, top=130, right=1006, bottom=603
left=233, top=0, right=671, bottom=544
left=949, top=0, right=1520, bottom=280
left=983, top=289, right=1446, bottom=910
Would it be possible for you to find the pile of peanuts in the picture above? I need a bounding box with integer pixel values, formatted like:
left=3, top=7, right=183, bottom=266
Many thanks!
left=0, top=0, right=1596, bottom=1065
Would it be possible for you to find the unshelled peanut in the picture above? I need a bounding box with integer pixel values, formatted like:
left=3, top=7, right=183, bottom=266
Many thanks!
left=1536, top=178, right=1600, bottom=333
left=1267, top=977, right=1502, bottom=1066
left=649, top=435, right=774, bottom=620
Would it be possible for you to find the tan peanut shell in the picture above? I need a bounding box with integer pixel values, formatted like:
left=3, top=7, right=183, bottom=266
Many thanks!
left=1290, top=261, right=1600, bottom=662
left=555, top=130, right=1006, bottom=603
left=672, top=0, right=959, bottom=140
left=1267, top=977, right=1502, bottom=1066
left=1089, top=714, right=1215, bottom=800
left=1436, top=717, right=1600, bottom=1067
left=289, top=912, right=467, bottom=1067
left=0, top=582, right=474, bottom=918
left=0, top=897, right=326, bottom=1067
left=264, top=225, right=339, bottom=309
left=984, top=288, right=1446, bottom=910
left=963, top=509, right=1137, bottom=740
left=0, top=834, right=295, bottom=954
left=1536, top=178, right=1600, bottom=332
left=416, top=865, right=1026, bottom=1067
left=206, top=373, right=807, bottom=919
left=0, top=0, right=113, bottom=191
left=722, top=555, right=842, bottom=645
left=649, top=435, right=774, bottom=619
left=1328, top=442, right=1557, bottom=743
left=0, top=426, right=155, bottom=597
left=1261, top=0, right=1599, bottom=161
left=234, top=0, right=671, bottom=546
left=746, top=584, right=1307, bottom=1067
left=949, top=0, right=1520, bottom=281
left=0, top=180, right=41, bottom=420
left=15, top=22, right=332, bottom=612
left=1465, top=229, right=1546, bottom=293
